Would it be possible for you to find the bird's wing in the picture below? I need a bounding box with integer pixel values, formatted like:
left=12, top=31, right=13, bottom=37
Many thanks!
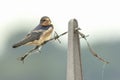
left=12, top=30, right=44, bottom=48
left=23, top=30, right=44, bottom=43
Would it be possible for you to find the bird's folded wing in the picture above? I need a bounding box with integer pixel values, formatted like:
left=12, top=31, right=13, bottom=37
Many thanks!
left=12, top=30, right=44, bottom=48
left=21, top=31, right=44, bottom=44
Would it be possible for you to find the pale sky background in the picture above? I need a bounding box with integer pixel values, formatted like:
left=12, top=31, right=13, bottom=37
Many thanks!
left=0, top=0, right=120, bottom=56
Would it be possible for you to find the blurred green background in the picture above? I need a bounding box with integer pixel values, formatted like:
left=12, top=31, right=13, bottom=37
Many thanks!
left=0, top=0, right=120, bottom=80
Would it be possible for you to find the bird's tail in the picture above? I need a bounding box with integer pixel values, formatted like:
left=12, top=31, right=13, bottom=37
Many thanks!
left=12, top=42, right=24, bottom=48
left=12, top=40, right=28, bottom=48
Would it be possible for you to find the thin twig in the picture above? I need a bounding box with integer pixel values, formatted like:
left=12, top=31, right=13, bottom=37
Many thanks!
left=17, top=28, right=109, bottom=64
left=17, top=28, right=81, bottom=62
left=47, top=28, right=81, bottom=42
left=54, top=31, right=61, bottom=43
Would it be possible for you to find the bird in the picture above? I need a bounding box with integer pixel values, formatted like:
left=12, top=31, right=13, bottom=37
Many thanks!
left=12, top=16, right=54, bottom=48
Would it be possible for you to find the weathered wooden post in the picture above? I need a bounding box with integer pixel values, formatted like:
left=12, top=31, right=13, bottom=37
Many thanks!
left=67, top=19, right=83, bottom=80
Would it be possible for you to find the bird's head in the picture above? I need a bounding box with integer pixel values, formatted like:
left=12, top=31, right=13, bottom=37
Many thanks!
left=40, top=16, right=51, bottom=26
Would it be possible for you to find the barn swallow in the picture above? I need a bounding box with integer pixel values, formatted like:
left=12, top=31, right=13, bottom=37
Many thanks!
left=12, top=16, right=54, bottom=48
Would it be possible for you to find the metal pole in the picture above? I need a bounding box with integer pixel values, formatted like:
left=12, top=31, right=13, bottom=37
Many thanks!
left=67, top=19, right=83, bottom=80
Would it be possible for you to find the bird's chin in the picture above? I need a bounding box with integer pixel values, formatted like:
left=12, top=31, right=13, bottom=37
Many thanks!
left=41, top=24, right=50, bottom=26
left=41, top=21, right=51, bottom=26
